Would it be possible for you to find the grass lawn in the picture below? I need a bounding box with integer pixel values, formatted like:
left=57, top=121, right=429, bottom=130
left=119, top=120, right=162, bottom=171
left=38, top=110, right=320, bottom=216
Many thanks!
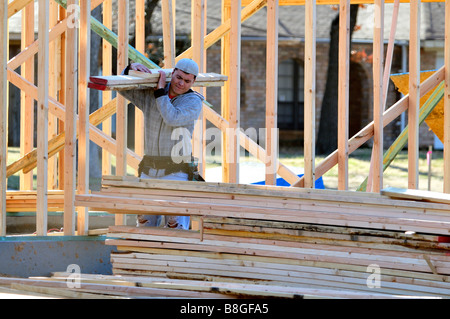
left=6, top=146, right=444, bottom=193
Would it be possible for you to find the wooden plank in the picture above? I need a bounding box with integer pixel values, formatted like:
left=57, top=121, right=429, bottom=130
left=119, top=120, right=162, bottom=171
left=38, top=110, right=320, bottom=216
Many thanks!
left=370, top=0, right=384, bottom=192
left=135, top=0, right=145, bottom=158
left=19, top=0, right=35, bottom=191
left=77, top=0, right=91, bottom=235
left=95, top=187, right=450, bottom=224
left=191, top=0, right=206, bottom=178
left=161, top=0, right=176, bottom=68
left=49, top=272, right=410, bottom=299
left=99, top=204, right=450, bottom=237
left=106, top=239, right=450, bottom=276
left=106, top=227, right=450, bottom=266
left=115, top=0, right=129, bottom=226
left=64, top=0, right=78, bottom=235
left=108, top=256, right=450, bottom=296
left=7, top=0, right=33, bottom=18
left=97, top=175, right=450, bottom=211
left=338, top=0, right=350, bottom=190
left=76, top=193, right=450, bottom=235
left=116, top=0, right=129, bottom=175
left=112, top=245, right=450, bottom=284
left=36, top=0, right=50, bottom=236
left=381, top=187, right=450, bottom=205
left=48, top=0, right=59, bottom=191
left=303, top=0, right=316, bottom=189
left=408, top=0, right=421, bottom=189
left=58, top=4, right=66, bottom=192
left=265, top=0, right=278, bottom=186
left=0, top=0, right=7, bottom=236
left=102, top=0, right=113, bottom=177
left=221, top=0, right=231, bottom=184
left=90, top=70, right=227, bottom=86
left=0, top=276, right=228, bottom=299
left=225, top=0, right=241, bottom=184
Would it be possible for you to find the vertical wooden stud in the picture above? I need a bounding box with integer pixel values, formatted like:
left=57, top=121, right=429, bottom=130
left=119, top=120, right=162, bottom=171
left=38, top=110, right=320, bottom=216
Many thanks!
left=37, top=0, right=50, bottom=236
left=227, top=0, right=240, bottom=184
left=192, top=0, right=205, bottom=177
left=367, top=0, right=398, bottom=192
left=135, top=0, right=145, bottom=159
left=304, top=0, right=316, bottom=188
left=162, top=0, right=176, bottom=68
left=338, top=0, right=350, bottom=191
left=65, top=0, right=78, bottom=235
left=20, top=0, right=35, bottom=191
left=102, top=0, right=112, bottom=177
left=58, top=4, right=66, bottom=191
left=409, top=0, right=420, bottom=189
left=48, top=0, right=58, bottom=190
left=77, top=0, right=91, bottom=235
left=115, top=0, right=129, bottom=226
left=265, top=0, right=278, bottom=186
left=371, top=0, right=384, bottom=193
left=0, top=0, right=7, bottom=236
left=221, top=0, right=230, bottom=183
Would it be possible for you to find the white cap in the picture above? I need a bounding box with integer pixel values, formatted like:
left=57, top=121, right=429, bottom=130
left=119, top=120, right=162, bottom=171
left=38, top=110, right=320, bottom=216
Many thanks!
left=175, top=58, right=199, bottom=77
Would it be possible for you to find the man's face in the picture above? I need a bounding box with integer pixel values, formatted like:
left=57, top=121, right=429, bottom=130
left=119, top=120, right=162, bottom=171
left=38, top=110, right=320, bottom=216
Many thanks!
left=169, top=69, right=196, bottom=96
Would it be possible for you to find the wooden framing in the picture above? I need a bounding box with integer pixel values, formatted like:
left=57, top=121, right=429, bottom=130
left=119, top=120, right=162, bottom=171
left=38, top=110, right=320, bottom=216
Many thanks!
left=115, top=0, right=129, bottom=226
left=36, top=0, right=49, bottom=236
left=161, top=0, right=176, bottom=68
left=101, top=0, right=112, bottom=177
left=64, top=0, right=78, bottom=235
left=408, top=0, right=421, bottom=189
left=338, top=0, right=350, bottom=190
left=265, top=0, right=278, bottom=185
left=0, top=0, right=7, bottom=236
left=371, top=0, right=384, bottom=193
left=303, top=0, right=316, bottom=189
left=134, top=0, right=145, bottom=158
left=0, top=0, right=449, bottom=237
left=77, top=0, right=91, bottom=235
left=19, top=0, right=34, bottom=191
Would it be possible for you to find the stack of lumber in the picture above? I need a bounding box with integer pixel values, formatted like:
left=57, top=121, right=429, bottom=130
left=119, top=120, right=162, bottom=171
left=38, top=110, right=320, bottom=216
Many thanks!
left=88, top=69, right=228, bottom=91
left=6, top=190, right=64, bottom=212
left=106, top=222, right=450, bottom=298
left=75, top=176, right=450, bottom=298
left=77, top=176, right=450, bottom=236
left=0, top=273, right=413, bottom=299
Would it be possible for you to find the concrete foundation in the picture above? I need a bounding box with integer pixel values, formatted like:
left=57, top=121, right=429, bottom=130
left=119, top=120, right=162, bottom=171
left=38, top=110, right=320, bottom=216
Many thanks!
left=0, top=236, right=115, bottom=278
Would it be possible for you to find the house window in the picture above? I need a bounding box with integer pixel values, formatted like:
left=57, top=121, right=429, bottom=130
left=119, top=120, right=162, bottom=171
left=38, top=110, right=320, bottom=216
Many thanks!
left=278, top=59, right=304, bottom=131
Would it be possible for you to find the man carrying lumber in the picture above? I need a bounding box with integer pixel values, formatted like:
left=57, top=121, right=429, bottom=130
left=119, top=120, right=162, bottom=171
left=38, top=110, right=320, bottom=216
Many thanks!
left=119, top=58, right=204, bottom=230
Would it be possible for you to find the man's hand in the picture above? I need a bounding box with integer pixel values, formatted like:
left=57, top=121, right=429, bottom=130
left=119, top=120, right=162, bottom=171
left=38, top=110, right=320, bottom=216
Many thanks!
left=156, top=70, right=167, bottom=90
left=129, top=62, right=151, bottom=73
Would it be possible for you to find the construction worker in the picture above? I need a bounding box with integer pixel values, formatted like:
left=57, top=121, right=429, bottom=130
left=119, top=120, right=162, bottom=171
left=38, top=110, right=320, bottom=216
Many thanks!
left=119, top=58, right=204, bottom=229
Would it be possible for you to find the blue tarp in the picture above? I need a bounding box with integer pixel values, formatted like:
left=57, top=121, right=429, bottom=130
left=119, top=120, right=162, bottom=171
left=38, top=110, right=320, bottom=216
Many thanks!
left=252, top=174, right=325, bottom=188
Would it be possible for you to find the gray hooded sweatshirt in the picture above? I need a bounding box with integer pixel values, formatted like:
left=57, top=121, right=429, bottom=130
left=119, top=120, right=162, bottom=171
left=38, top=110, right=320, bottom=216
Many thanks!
left=117, top=81, right=204, bottom=160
